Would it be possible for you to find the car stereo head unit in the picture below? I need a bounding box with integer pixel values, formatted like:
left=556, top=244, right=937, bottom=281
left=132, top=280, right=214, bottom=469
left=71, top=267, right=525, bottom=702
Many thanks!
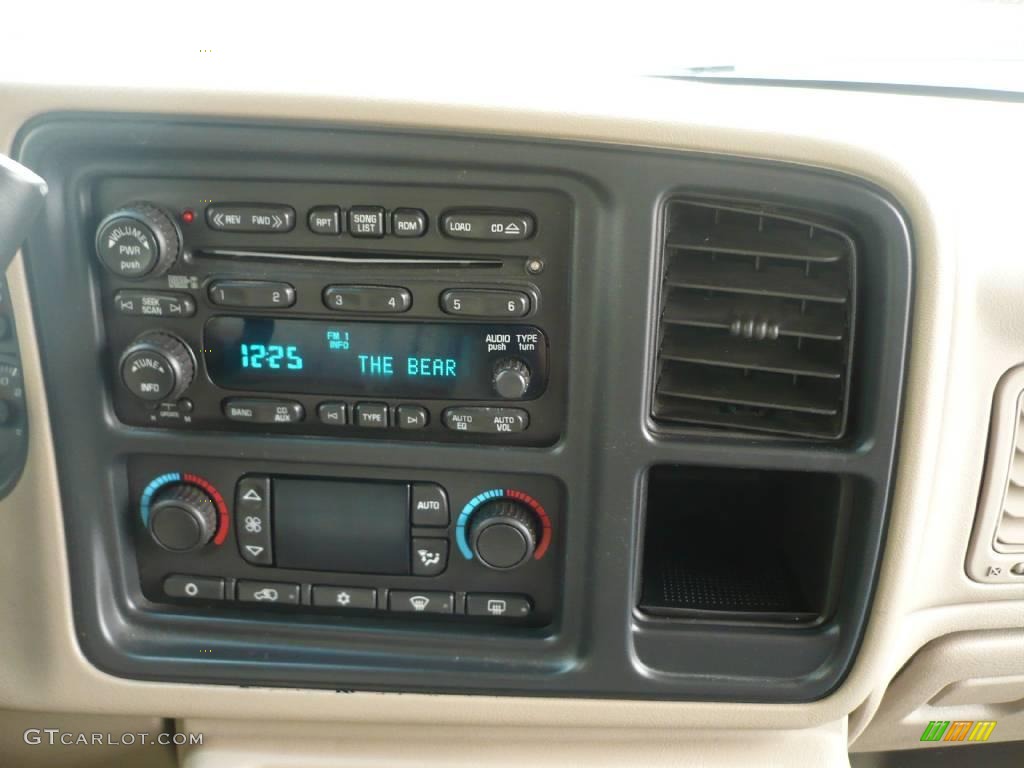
left=93, top=177, right=571, bottom=445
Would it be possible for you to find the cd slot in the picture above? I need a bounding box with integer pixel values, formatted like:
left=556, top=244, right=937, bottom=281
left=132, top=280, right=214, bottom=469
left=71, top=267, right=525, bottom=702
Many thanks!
left=192, top=248, right=502, bottom=268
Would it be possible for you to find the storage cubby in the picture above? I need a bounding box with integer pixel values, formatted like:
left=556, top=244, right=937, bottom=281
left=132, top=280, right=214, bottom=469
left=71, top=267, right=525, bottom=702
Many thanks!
left=639, top=465, right=845, bottom=624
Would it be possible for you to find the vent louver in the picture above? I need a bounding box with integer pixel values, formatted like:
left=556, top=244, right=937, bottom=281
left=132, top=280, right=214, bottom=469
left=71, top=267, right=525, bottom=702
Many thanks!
left=653, top=200, right=857, bottom=439
left=995, top=395, right=1024, bottom=552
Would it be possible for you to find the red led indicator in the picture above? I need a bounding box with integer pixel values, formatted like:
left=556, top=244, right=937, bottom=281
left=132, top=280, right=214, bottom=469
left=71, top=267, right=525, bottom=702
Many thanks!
left=181, top=209, right=195, bottom=224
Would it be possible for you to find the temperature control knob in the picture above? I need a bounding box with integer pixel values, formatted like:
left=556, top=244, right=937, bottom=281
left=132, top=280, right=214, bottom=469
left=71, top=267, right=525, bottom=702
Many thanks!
left=492, top=358, right=531, bottom=400
left=119, top=332, right=195, bottom=402
left=95, top=203, right=181, bottom=279
left=468, top=499, right=540, bottom=570
left=147, top=483, right=217, bottom=552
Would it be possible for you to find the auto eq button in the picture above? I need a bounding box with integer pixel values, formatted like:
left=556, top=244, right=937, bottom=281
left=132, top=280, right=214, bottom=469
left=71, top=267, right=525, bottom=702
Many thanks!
left=443, top=407, right=529, bottom=434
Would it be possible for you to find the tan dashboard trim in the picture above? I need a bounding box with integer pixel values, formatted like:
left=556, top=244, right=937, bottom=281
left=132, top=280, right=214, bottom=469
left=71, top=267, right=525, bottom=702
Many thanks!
left=0, top=76, right=1019, bottom=734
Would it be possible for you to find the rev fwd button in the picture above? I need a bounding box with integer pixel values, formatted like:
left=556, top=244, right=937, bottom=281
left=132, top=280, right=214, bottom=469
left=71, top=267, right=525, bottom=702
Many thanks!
left=207, top=204, right=295, bottom=233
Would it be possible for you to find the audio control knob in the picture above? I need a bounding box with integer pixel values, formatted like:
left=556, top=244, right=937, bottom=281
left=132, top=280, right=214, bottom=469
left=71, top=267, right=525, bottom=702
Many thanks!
left=119, top=332, right=195, bottom=402
left=492, top=358, right=531, bottom=400
left=147, top=482, right=218, bottom=552
left=95, top=202, right=181, bottom=279
left=468, top=499, right=540, bottom=570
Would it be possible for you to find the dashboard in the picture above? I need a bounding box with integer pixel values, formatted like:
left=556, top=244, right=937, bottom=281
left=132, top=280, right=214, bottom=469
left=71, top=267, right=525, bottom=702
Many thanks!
left=0, top=75, right=1023, bottom=765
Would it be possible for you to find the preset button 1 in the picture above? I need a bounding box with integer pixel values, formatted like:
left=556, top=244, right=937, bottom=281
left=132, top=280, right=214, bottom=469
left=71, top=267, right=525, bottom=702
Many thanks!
left=208, top=280, right=296, bottom=308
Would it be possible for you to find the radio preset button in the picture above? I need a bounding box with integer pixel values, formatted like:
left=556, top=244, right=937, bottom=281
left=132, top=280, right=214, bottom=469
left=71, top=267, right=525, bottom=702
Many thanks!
left=466, top=593, right=533, bottom=618
left=164, top=575, right=225, bottom=601
left=323, top=285, right=411, bottom=314
left=348, top=206, right=385, bottom=237
left=396, top=405, right=428, bottom=431
left=224, top=398, right=305, bottom=425
left=354, top=402, right=389, bottom=428
left=115, top=290, right=196, bottom=318
left=392, top=208, right=427, bottom=237
left=308, top=206, right=341, bottom=235
left=206, top=204, right=295, bottom=233
left=443, top=407, right=529, bottom=434
left=209, top=280, right=296, bottom=308
left=236, top=476, right=273, bottom=565
left=388, top=590, right=454, bottom=614
left=237, top=580, right=300, bottom=605
left=411, top=538, right=448, bottom=576
left=440, top=289, right=531, bottom=318
left=411, top=483, right=448, bottom=527
left=441, top=210, right=535, bottom=241
left=312, top=586, right=377, bottom=610
left=317, top=402, right=348, bottom=426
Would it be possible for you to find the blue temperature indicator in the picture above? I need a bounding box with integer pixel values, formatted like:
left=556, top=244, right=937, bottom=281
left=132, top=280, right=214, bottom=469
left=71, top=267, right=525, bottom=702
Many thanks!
left=241, top=344, right=304, bottom=371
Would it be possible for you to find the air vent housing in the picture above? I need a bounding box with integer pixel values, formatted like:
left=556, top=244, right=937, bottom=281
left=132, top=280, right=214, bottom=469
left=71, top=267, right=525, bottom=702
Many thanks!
left=653, top=200, right=857, bottom=439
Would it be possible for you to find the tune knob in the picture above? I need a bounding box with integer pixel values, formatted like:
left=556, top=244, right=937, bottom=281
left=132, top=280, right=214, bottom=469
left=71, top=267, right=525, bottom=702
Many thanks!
left=95, top=202, right=181, bottom=278
left=119, top=332, right=195, bottom=402
left=468, top=499, right=540, bottom=570
left=492, top=358, right=531, bottom=400
left=147, top=483, right=218, bottom=552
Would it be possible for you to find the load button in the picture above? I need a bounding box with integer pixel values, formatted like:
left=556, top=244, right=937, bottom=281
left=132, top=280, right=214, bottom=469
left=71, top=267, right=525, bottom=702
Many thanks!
left=441, top=210, right=535, bottom=241
left=443, top=407, right=529, bottom=434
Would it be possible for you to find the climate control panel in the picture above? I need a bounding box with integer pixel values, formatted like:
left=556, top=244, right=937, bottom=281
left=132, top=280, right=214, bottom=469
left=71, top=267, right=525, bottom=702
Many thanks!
left=131, top=456, right=561, bottom=625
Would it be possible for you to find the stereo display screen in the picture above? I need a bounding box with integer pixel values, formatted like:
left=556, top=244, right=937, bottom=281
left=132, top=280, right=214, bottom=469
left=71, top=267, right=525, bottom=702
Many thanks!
left=204, top=316, right=548, bottom=399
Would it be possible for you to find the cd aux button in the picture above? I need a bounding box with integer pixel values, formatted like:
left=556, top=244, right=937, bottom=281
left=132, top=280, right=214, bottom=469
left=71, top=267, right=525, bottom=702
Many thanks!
left=224, top=398, right=304, bottom=425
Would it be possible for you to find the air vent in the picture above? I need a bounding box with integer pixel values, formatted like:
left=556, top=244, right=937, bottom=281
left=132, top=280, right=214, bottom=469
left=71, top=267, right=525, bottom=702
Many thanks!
left=653, top=200, right=857, bottom=439
left=994, top=394, right=1024, bottom=552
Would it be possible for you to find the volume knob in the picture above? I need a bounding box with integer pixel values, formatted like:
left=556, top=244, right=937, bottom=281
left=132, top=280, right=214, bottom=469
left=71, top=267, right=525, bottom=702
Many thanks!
left=148, top=483, right=217, bottom=552
left=119, top=332, right=195, bottom=402
left=95, top=202, right=181, bottom=279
